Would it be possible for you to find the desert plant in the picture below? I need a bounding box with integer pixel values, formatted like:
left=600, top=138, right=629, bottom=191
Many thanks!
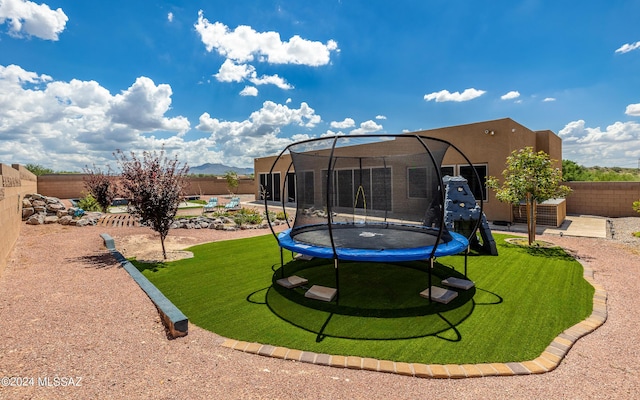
left=233, top=208, right=263, bottom=226
left=114, top=148, right=189, bottom=259
left=77, top=193, right=101, bottom=212
left=83, top=164, right=118, bottom=213
left=224, top=170, right=239, bottom=195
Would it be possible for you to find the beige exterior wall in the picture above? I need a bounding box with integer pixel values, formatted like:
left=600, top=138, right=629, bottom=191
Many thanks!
left=0, top=164, right=37, bottom=278
left=254, top=118, right=564, bottom=222
left=565, top=182, right=640, bottom=217
left=37, top=175, right=255, bottom=199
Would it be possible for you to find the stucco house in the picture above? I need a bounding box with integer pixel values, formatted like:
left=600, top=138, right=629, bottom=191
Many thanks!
left=253, top=118, right=564, bottom=225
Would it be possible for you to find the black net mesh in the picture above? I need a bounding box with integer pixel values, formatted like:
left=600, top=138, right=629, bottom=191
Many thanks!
left=285, top=135, right=451, bottom=242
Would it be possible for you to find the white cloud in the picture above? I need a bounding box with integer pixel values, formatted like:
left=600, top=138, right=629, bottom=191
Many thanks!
left=625, top=103, right=640, bottom=116
left=0, top=64, right=193, bottom=170
left=501, top=91, right=520, bottom=100
left=167, top=12, right=174, bottom=22
left=375, top=115, right=387, bottom=120
left=350, top=120, right=383, bottom=135
left=424, top=88, right=486, bottom=102
left=615, top=41, right=640, bottom=54
left=214, top=59, right=292, bottom=89
left=240, top=86, right=258, bottom=96
left=285, top=98, right=292, bottom=104
left=0, top=0, right=68, bottom=40
left=249, top=73, right=292, bottom=90
left=195, top=101, right=320, bottom=166
left=543, top=97, right=556, bottom=102
left=107, top=77, right=190, bottom=134
left=215, top=59, right=255, bottom=82
left=330, top=118, right=355, bottom=129
left=559, top=119, right=640, bottom=166
left=194, top=10, right=339, bottom=66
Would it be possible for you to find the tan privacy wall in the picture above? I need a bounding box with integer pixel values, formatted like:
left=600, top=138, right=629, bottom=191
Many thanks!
left=565, top=182, right=640, bottom=217
left=37, top=175, right=255, bottom=199
left=0, top=164, right=37, bottom=277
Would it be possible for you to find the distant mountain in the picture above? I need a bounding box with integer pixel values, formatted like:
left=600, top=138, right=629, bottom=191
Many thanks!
left=189, top=163, right=253, bottom=176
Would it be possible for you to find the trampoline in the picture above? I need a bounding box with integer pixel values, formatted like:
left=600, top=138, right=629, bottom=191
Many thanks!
left=264, top=134, right=482, bottom=302
left=277, top=223, right=469, bottom=262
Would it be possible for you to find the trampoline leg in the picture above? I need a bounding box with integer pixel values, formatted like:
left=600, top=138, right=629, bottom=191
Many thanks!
left=280, top=248, right=285, bottom=278
left=464, top=246, right=469, bottom=277
left=428, top=257, right=433, bottom=303
left=334, top=258, right=339, bottom=304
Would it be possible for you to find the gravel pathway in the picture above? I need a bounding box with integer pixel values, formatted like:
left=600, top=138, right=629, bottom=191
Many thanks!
left=0, top=219, right=639, bottom=399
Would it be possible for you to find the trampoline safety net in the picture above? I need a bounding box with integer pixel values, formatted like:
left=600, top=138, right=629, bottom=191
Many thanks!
left=288, top=135, right=450, bottom=233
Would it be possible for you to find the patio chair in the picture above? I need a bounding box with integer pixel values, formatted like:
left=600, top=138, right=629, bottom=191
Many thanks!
left=224, top=196, right=241, bottom=210
left=203, top=197, right=218, bottom=213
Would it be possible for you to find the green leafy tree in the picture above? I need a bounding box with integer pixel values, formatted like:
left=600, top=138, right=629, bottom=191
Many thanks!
left=115, top=149, right=189, bottom=259
left=223, top=170, right=239, bottom=195
left=83, top=164, right=117, bottom=213
left=487, top=147, right=572, bottom=245
left=25, top=163, right=54, bottom=176
left=562, top=159, right=590, bottom=181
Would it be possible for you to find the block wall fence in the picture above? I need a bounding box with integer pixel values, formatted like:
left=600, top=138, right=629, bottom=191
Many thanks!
left=565, top=181, right=640, bottom=218
left=36, top=175, right=256, bottom=199
left=0, top=164, right=37, bottom=278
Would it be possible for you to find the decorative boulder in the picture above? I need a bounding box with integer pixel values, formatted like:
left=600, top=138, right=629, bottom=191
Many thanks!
left=26, top=214, right=44, bottom=225
left=58, top=215, right=73, bottom=225
left=22, top=207, right=35, bottom=219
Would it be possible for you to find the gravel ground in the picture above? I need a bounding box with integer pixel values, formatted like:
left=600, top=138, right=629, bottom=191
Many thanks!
left=0, top=218, right=639, bottom=399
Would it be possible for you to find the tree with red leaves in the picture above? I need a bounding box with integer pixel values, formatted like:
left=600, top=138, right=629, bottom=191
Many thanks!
left=114, top=148, right=189, bottom=259
left=83, top=164, right=118, bottom=213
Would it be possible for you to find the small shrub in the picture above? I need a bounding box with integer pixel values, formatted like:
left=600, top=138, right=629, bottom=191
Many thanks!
left=77, top=193, right=101, bottom=212
left=210, top=209, right=230, bottom=218
left=263, top=210, right=277, bottom=222
left=633, top=232, right=640, bottom=238
left=276, top=211, right=289, bottom=220
left=233, top=208, right=263, bottom=226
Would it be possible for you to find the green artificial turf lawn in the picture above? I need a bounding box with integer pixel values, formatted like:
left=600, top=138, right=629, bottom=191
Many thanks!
left=134, top=233, right=594, bottom=365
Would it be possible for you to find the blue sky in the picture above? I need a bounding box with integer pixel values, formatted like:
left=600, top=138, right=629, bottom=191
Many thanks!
left=1, top=0, right=639, bottom=171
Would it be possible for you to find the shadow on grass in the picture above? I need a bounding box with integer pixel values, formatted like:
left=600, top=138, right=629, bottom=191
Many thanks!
left=263, top=259, right=499, bottom=342
left=130, top=259, right=169, bottom=273
left=503, top=242, right=577, bottom=261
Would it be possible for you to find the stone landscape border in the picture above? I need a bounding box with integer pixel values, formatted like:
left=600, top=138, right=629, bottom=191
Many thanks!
left=100, top=233, right=188, bottom=338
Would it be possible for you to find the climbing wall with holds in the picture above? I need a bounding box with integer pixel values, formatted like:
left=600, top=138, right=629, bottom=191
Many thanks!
left=443, top=175, right=498, bottom=256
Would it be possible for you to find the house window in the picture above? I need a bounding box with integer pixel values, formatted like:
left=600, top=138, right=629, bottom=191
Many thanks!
left=286, top=172, right=296, bottom=203
left=323, top=167, right=391, bottom=211
left=297, top=170, right=314, bottom=205
left=408, top=167, right=428, bottom=198
left=259, top=172, right=281, bottom=201
left=459, top=164, right=487, bottom=201
left=441, top=165, right=455, bottom=177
